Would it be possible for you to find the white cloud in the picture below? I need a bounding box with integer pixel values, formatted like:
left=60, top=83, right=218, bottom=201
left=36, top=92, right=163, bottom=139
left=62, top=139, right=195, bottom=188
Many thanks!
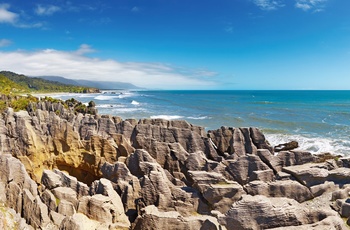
left=254, top=0, right=285, bottom=11
left=295, top=3, right=311, bottom=11
left=0, top=4, right=44, bottom=28
left=295, top=0, right=327, bottom=12
left=35, top=5, right=61, bottom=16
left=0, top=4, right=18, bottom=24
left=0, top=39, right=12, bottom=47
left=0, top=46, right=217, bottom=89
left=75, top=44, right=95, bottom=55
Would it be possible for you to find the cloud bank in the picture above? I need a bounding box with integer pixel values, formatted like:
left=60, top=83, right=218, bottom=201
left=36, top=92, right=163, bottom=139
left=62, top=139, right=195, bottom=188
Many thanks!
left=0, top=46, right=217, bottom=89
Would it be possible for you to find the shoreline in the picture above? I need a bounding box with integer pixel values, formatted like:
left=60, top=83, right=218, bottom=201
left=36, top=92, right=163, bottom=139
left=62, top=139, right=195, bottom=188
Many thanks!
left=27, top=90, right=350, bottom=156
left=0, top=96, right=349, bottom=229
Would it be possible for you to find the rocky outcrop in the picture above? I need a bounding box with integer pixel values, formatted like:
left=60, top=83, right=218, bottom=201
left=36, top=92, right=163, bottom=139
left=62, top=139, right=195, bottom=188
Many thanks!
left=219, top=194, right=345, bottom=230
left=274, top=140, right=299, bottom=152
left=1, top=99, right=350, bottom=229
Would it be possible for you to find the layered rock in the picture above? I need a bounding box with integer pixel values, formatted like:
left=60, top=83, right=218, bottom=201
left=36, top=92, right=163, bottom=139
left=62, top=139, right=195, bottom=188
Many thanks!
left=0, top=99, right=350, bottom=229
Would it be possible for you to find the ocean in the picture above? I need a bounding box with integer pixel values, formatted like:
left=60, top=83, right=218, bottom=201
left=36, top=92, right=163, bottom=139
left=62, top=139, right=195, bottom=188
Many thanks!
left=46, top=90, right=350, bottom=156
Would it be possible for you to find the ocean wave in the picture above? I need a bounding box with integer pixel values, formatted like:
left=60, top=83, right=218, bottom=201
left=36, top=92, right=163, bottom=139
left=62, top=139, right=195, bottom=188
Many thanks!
left=117, top=93, right=134, bottom=99
left=265, top=133, right=350, bottom=156
left=150, top=115, right=184, bottom=120
left=96, top=104, right=125, bottom=108
left=94, top=95, right=120, bottom=100
left=112, top=108, right=146, bottom=113
left=75, top=94, right=99, bottom=98
left=187, top=116, right=210, bottom=120
left=131, top=100, right=140, bottom=105
left=253, top=101, right=275, bottom=105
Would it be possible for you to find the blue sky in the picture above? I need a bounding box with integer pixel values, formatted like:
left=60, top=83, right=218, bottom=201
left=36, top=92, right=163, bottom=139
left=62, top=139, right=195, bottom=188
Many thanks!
left=0, top=0, right=349, bottom=89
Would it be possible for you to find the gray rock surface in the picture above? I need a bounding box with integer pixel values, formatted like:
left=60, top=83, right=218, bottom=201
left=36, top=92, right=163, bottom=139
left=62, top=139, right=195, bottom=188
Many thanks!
left=0, top=99, right=349, bottom=229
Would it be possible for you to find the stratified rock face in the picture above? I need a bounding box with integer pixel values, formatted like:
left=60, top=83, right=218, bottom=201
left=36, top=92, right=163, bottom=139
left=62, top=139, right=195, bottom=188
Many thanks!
left=219, top=195, right=337, bottom=230
left=0, top=101, right=350, bottom=229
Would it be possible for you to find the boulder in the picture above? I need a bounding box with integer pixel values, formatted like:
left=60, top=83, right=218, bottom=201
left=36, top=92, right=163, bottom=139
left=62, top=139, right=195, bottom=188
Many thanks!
left=274, top=141, right=299, bottom=152
left=245, top=180, right=313, bottom=202
left=41, top=170, right=62, bottom=190
left=334, top=198, right=350, bottom=218
left=50, top=211, right=66, bottom=227
left=188, top=171, right=229, bottom=188
left=331, top=185, right=350, bottom=201
left=219, top=195, right=334, bottom=230
left=226, top=154, right=271, bottom=185
left=100, top=161, right=142, bottom=216
left=133, top=205, right=222, bottom=230
left=22, top=189, right=51, bottom=229
left=89, top=178, right=130, bottom=226
left=78, top=194, right=130, bottom=226
left=41, top=189, right=58, bottom=212
left=283, top=163, right=329, bottom=187
left=202, top=182, right=245, bottom=213
left=51, top=187, right=78, bottom=209
left=277, top=151, right=314, bottom=169
left=310, top=181, right=338, bottom=197
left=0, top=154, right=37, bottom=196
left=283, top=163, right=350, bottom=188
left=57, top=200, right=75, bottom=216
left=59, top=213, right=109, bottom=230
left=270, top=216, right=347, bottom=230
left=249, top=127, right=273, bottom=153
left=52, top=170, right=89, bottom=198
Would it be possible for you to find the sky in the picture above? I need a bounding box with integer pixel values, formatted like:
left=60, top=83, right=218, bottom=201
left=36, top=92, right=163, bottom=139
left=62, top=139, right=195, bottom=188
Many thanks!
left=0, top=0, right=349, bottom=90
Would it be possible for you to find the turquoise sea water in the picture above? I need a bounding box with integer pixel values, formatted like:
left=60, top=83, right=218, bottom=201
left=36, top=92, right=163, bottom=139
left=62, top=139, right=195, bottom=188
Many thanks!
left=47, top=90, right=350, bottom=155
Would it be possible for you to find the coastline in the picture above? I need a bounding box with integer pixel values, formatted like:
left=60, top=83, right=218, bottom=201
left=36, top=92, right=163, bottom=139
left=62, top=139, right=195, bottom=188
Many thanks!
left=0, top=95, right=349, bottom=229
left=31, top=90, right=350, bottom=156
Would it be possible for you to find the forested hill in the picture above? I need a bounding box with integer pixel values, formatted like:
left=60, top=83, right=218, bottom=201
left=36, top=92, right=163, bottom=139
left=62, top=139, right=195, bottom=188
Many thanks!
left=0, top=71, right=100, bottom=94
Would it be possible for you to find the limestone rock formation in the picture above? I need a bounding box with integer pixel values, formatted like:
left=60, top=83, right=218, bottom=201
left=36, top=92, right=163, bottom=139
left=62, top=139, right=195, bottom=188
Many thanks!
left=0, top=98, right=349, bottom=229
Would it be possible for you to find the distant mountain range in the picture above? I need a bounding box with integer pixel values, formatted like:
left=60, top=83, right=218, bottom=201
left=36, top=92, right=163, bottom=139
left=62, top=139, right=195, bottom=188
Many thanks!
left=36, top=76, right=141, bottom=90
left=0, top=71, right=99, bottom=94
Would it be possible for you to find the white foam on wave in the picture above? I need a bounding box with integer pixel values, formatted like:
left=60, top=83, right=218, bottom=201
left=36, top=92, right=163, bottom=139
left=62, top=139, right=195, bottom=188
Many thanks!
left=96, top=104, right=125, bottom=108
left=150, top=115, right=184, bottom=120
left=111, top=107, right=146, bottom=113
left=94, top=95, right=120, bottom=100
left=131, top=100, right=140, bottom=105
left=187, top=116, right=210, bottom=120
left=265, top=133, right=350, bottom=156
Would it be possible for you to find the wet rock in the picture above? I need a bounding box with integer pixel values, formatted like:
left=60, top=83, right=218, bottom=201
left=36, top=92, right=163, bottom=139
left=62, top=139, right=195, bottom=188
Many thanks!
left=274, top=141, right=299, bottom=152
